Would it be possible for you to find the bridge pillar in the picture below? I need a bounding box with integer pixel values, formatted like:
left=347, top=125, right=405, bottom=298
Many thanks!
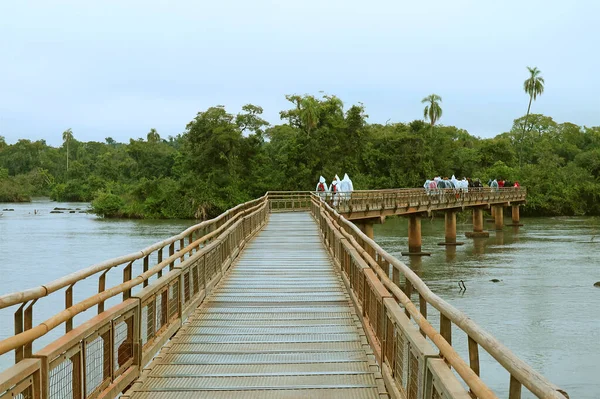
left=438, top=210, right=464, bottom=246
left=507, top=204, right=523, bottom=226
left=354, top=218, right=384, bottom=260
left=358, top=222, right=374, bottom=240
left=401, top=214, right=430, bottom=256
left=486, top=206, right=496, bottom=223
left=357, top=222, right=376, bottom=259
left=465, top=207, right=489, bottom=238
left=494, top=205, right=504, bottom=230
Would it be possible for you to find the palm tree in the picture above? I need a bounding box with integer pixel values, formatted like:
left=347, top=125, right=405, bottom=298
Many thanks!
left=520, top=67, right=545, bottom=166
left=422, top=94, right=443, bottom=132
left=147, top=128, right=160, bottom=143
left=522, top=66, right=545, bottom=134
left=300, top=96, right=320, bottom=136
left=62, top=128, right=73, bottom=172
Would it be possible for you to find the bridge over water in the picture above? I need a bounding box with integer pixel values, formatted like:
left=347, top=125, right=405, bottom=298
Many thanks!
left=0, top=188, right=569, bottom=399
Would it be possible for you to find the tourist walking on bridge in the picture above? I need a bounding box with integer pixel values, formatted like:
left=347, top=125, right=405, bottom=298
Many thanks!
left=490, top=179, right=499, bottom=191
left=329, top=176, right=341, bottom=207
left=339, top=173, right=354, bottom=201
left=315, top=176, right=328, bottom=199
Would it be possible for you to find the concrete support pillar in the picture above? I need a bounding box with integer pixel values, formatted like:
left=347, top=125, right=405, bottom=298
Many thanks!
left=473, top=208, right=484, bottom=232
left=486, top=206, right=496, bottom=223
left=508, top=204, right=523, bottom=226
left=465, top=207, right=490, bottom=238
left=361, top=223, right=374, bottom=240
left=401, top=214, right=430, bottom=256
left=408, top=214, right=421, bottom=253
left=438, top=210, right=464, bottom=246
left=494, top=205, right=504, bottom=230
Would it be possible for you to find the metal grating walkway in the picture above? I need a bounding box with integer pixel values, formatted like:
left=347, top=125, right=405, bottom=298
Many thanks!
left=125, top=212, right=387, bottom=398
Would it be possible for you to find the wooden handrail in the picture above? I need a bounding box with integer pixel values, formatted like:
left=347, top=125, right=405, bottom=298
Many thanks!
left=319, top=205, right=497, bottom=399
left=0, top=195, right=267, bottom=309
left=314, top=195, right=566, bottom=399
left=0, top=202, right=268, bottom=356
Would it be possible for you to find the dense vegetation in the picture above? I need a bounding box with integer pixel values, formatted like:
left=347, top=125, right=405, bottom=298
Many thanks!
left=1, top=94, right=599, bottom=218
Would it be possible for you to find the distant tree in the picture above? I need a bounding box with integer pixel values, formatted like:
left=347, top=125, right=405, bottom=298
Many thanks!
left=422, top=94, right=443, bottom=132
left=147, top=128, right=160, bottom=143
left=520, top=67, right=545, bottom=166
left=62, top=128, right=73, bottom=172
left=299, top=96, right=320, bottom=136
left=105, top=137, right=116, bottom=146
left=235, top=104, right=269, bottom=135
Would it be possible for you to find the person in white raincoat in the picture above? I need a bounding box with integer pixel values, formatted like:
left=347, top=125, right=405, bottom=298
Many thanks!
left=451, top=175, right=459, bottom=190
left=315, top=176, right=328, bottom=199
left=490, top=179, right=499, bottom=192
left=329, top=176, right=341, bottom=207
left=339, top=173, right=354, bottom=200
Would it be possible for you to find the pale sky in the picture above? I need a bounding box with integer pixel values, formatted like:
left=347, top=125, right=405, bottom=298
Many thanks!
left=1, top=0, right=599, bottom=146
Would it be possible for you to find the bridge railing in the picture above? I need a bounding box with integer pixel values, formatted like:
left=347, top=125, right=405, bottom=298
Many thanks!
left=335, top=187, right=526, bottom=215
left=309, top=194, right=568, bottom=399
left=267, top=191, right=313, bottom=211
left=267, top=187, right=526, bottom=217
left=0, top=197, right=270, bottom=399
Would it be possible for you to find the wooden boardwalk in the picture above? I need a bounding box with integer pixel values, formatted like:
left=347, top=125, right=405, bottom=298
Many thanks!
left=125, top=212, right=388, bottom=398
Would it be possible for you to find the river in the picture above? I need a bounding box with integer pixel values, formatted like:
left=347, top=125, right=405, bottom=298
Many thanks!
left=375, top=215, right=600, bottom=398
left=0, top=200, right=598, bottom=397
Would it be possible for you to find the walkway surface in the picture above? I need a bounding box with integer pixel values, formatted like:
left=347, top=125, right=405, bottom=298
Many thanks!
left=126, top=212, right=387, bottom=398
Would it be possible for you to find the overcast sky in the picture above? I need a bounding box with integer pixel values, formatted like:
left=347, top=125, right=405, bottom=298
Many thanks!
left=1, top=0, right=599, bottom=146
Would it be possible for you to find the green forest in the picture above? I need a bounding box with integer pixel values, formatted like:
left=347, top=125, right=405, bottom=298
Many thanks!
left=1, top=90, right=600, bottom=219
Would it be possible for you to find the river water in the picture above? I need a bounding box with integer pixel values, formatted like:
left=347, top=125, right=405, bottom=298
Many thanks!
left=375, top=215, right=600, bottom=398
left=0, top=200, right=598, bottom=397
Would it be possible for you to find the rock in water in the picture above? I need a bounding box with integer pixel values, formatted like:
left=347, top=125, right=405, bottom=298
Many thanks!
left=594, top=282, right=600, bottom=288
left=490, top=279, right=502, bottom=283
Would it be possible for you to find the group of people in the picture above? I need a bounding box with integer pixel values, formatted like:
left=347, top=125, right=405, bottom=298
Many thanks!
left=315, top=173, right=354, bottom=206
left=423, top=175, right=520, bottom=193
left=487, top=178, right=520, bottom=189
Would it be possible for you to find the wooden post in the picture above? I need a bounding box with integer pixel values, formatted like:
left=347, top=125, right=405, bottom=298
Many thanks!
left=404, top=280, right=413, bottom=318
left=440, top=314, right=452, bottom=346
left=14, top=304, right=24, bottom=363
left=468, top=336, right=480, bottom=376
left=143, top=256, right=149, bottom=288
left=419, top=294, right=427, bottom=337
left=24, top=300, right=36, bottom=358
left=158, top=248, right=163, bottom=279
left=71, top=351, right=82, bottom=399
left=123, top=262, right=132, bottom=300
left=169, top=243, right=175, bottom=270
left=179, top=238, right=185, bottom=262
left=98, top=269, right=110, bottom=314
left=509, top=375, right=522, bottom=399
left=65, top=285, right=73, bottom=333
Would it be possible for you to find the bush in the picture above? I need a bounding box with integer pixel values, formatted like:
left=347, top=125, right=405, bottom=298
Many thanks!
left=91, top=192, right=124, bottom=217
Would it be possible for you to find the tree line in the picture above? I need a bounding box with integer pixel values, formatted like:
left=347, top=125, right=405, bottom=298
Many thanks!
left=1, top=69, right=599, bottom=218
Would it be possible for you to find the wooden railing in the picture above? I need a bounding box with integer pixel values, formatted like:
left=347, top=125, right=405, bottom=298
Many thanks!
left=334, top=187, right=527, bottom=218
left=0, top=196, right=270, bottom=399
left=0, top=188, right=564, bottom=399
left=309, top=193, right=568, bottom=399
